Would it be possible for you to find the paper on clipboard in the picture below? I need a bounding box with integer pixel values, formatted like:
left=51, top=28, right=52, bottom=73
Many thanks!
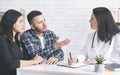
left=57, top=61, right=88, bottom=68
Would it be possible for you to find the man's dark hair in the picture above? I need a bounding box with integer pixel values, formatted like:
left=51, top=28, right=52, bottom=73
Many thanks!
left=93, top=7, right=120, bottom=43
left=27, top=10, right=42, bottom=25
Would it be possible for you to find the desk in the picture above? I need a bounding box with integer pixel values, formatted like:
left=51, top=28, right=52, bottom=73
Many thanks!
left=17, top=64, right=120, bottom=75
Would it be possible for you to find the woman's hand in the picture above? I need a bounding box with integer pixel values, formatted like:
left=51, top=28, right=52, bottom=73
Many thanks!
left=68, top=58, right=78, bottom=65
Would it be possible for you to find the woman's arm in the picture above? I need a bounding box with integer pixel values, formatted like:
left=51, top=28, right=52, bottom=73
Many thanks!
left=0, top=36, right=44, bottom=69
left=20, top=55, right=44, bottom=67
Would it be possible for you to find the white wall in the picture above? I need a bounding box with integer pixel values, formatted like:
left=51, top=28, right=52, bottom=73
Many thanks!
left=0, top=0, right=120, bottom=60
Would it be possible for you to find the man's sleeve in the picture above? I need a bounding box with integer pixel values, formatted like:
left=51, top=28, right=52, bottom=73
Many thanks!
left=53, top=47, right=64, bottom=61
left=51, top=31, right=64, bottom=61
left=21, top=33, right=36, bottom=59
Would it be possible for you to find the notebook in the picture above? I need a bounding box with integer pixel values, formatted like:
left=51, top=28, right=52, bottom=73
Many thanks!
left=57, top=61, right=88, bottom=68
left=105, top=63, right=120, bottom=71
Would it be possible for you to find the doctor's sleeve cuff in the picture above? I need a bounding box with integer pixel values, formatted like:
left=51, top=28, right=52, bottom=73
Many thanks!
left=76, top=54, right=86, bottom=63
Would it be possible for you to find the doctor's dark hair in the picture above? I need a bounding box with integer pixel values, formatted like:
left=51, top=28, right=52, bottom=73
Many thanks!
left=93, top=7, right=119, bottom=43
left=0, top=9, right=22, bottom=41
left=27, top=10, right=42, bottom=25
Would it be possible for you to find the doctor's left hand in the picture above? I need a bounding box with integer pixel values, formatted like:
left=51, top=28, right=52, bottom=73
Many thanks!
left=84, top=58, right=97, bottom=64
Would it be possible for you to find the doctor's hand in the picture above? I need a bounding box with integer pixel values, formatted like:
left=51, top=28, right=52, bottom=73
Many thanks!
left=84, top=58, right=97, bottom=65
left=68, top=58, right=78, bottom=65
left=54, top=37, right=70, bottom=49
left=46, top=57, right=58, bottom=64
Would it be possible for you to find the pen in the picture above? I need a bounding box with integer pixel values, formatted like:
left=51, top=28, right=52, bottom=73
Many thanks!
left=69, top=52, right=72, bottom=60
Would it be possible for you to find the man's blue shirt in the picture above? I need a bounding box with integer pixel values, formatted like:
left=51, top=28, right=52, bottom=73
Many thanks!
left=21, top=29, right=64, bottom=61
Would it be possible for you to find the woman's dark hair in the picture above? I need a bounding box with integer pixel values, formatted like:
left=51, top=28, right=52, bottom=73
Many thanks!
left=0, top=9, right=22, bottom=41
left=93, top=7, right=120, bottom=43
left=27, top=10, right=42, bottom=25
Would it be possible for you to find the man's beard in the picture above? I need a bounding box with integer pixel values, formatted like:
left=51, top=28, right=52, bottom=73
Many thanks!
left=34, top=27, right=44, bottom=33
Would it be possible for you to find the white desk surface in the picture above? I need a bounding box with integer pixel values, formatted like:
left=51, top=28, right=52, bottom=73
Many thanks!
left=17, top=64, right=120, bottom=75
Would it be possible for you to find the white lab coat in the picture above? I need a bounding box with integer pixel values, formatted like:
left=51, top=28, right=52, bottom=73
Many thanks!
left=77, top=31, right=120, bottom=64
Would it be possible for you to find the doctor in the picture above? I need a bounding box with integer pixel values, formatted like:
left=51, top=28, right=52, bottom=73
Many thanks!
left=68, top=7, right=120, bottom=65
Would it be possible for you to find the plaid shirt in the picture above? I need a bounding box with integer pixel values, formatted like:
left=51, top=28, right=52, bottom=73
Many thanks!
left=21, top=29, right=64, bottom=61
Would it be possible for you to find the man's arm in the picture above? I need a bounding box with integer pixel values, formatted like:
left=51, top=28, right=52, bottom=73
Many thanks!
left=43, top=42, right=64, bottom=61
left=53, top=48, right=64, bottom=61
left=43, top=31, right=65, bottom=61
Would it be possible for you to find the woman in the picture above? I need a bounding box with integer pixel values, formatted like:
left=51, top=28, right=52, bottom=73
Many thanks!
left=0, top=9, right=44, bottom=75
left=68, top=7, right=120, bottom=65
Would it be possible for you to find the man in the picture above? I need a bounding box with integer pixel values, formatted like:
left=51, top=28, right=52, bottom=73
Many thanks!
left=21, top=10, right=70, bottom=64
